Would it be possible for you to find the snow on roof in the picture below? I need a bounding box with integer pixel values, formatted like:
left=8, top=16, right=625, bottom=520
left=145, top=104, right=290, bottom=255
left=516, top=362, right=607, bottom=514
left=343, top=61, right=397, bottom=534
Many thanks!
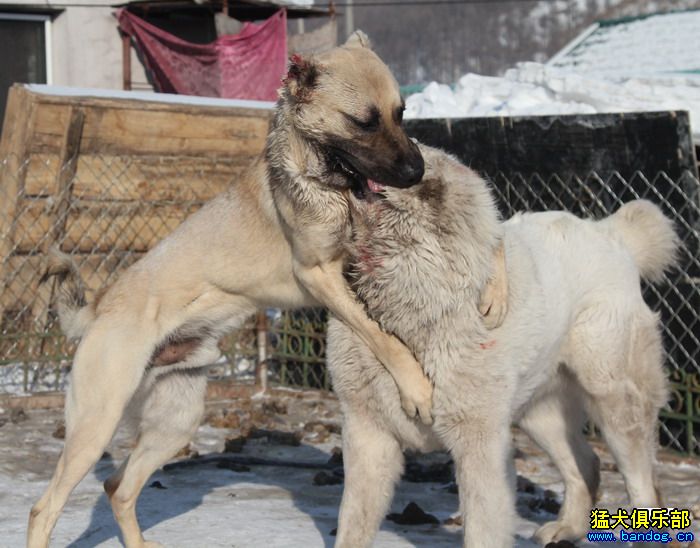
left=548, top=10, right=700, bottom=79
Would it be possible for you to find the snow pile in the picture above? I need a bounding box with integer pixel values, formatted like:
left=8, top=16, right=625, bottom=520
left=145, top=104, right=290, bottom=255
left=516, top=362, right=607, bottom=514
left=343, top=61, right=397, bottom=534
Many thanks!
left=405, top=62, right=700, bottom=139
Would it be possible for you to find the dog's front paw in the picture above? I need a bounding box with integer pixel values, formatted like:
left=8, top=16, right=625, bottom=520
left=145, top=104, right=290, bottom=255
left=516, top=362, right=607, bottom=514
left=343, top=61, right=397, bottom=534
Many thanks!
left=479, top=273, right=508, bottom=330
left=480, top=241, right=508, bottom=330
left=534, top=519, right=586, bottom=545
left=398, top=369, right=433, bottom=425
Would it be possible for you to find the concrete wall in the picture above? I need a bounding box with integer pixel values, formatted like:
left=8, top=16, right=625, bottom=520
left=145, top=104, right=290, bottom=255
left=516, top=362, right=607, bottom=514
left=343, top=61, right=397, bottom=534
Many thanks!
left=51, top=5, right=121, bottom=88
left=1, top=0, right=151, bottom=91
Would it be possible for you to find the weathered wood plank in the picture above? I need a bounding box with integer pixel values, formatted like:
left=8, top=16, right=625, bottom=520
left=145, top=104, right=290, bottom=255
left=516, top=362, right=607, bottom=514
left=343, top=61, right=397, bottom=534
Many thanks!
left=79, top=109, right=268, bottom=156
left=24, top=154, right=249, bottom=200
left=14, top=199, right=198, bottom=254
left=23, top=153, right=60, bottom=196
left=61, top=202, right=192, bottom=253
left=0, top=86, right=273, bottom=363
left=29, top=102, right=271, bottom=157
left=71, top=155, right=245, bottom=201
left=0, top=86, right=37, bottom=324
left=30, top=103, right=70, bottom=141
left=0, top=87, right=35, bottom=250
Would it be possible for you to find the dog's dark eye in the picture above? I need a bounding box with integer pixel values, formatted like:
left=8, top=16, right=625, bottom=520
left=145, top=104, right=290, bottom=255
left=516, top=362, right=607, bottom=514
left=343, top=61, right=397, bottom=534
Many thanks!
left=394, top=103, right=405, bottom=124
left=346, top=107, right=380, bottom=132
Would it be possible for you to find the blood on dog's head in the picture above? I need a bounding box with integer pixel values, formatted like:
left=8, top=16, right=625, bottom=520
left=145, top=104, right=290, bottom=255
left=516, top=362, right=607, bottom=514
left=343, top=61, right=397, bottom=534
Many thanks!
left=279, top=31, right=424, bottom=194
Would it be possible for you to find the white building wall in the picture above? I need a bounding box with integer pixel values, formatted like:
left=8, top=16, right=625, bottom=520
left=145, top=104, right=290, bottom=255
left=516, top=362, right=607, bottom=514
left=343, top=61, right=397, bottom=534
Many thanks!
left=51, top=6, right=121, bottom=88
left=2, top=0, right=152, bottom=91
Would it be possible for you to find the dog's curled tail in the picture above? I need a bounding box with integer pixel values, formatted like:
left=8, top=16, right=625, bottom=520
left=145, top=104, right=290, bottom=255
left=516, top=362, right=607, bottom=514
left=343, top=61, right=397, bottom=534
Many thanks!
left=603, top=199, right=680, bottom=283
left=40, top=247, right=94, bottom=339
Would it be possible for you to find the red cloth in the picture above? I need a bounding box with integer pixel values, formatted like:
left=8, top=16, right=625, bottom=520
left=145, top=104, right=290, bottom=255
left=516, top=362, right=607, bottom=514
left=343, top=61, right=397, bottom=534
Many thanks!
left=118, top=9, right=287, bottom=101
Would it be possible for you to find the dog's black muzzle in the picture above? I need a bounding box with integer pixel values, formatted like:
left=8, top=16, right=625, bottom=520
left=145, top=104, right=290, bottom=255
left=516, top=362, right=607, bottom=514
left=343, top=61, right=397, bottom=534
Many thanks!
left=327, top=138, right=425, bottom=190
left=391, top=140, right=424, bottom=188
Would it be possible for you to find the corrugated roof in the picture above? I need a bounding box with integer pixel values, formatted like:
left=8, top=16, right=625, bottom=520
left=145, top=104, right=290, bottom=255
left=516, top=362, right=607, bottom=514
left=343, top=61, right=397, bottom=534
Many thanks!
left=548, top=9, right=700, bottom=78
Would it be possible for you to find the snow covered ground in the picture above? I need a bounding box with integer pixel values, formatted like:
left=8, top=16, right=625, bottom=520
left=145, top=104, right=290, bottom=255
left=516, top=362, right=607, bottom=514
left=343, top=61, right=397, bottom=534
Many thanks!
left=1, top=393, right=698, bottom=547
left=404, top=63, right=700, bottom=141
left=0, top=363, right=70, bottom=396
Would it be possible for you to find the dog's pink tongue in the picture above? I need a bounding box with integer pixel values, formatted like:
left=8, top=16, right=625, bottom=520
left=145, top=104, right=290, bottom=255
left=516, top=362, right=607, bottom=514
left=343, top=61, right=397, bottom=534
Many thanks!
left=367, top=179, right=385, bottom=193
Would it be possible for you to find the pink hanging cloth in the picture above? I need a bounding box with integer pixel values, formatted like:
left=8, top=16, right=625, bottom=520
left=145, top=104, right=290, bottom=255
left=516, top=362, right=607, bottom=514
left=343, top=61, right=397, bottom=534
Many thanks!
left=117, top=9, right=287, bottom=101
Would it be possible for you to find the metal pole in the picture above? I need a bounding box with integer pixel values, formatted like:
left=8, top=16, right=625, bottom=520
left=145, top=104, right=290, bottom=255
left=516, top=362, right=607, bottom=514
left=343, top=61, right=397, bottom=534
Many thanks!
left=256, top=311, right=268, bottom=392
left=121, top=33, right=131, bottom=91
left=344, top=0, right=354, bottom=39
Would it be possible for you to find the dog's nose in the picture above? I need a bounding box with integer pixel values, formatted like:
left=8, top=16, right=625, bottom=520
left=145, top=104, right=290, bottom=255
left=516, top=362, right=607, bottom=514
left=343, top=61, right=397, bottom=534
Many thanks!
left=400, top=152, right=425, bottom=186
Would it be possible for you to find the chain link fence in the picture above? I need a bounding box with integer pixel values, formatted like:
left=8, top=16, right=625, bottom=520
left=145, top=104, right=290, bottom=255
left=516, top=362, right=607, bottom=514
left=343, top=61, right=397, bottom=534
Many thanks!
left=0, top=152, right=331, bottom=394
left=0, top=153, right=698, bottom=454
left=488, top=169, right=700, bottom=456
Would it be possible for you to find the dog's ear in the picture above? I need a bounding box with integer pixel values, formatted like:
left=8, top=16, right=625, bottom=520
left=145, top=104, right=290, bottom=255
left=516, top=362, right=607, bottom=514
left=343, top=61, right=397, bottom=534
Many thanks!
left=344, top=30, right=372, bottom=49
left=283, top=54, right=319, bottom=102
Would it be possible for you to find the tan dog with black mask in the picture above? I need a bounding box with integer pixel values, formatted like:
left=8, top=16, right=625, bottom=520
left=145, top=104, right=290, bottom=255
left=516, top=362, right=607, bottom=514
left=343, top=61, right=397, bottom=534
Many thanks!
left=29, top=32, right=507, bottom=548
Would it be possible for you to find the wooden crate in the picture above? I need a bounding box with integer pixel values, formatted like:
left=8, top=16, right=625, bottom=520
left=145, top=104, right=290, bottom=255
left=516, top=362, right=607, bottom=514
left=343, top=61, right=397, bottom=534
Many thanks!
left=0, top=85, right=272, bottom=361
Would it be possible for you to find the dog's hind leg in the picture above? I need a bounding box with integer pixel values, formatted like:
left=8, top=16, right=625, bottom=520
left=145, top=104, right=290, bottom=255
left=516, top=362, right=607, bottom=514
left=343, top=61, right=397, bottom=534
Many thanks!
left=28, top=319, right=154, bottom=548
left=568, top=305, right=667, bottom=509
left=518, top=385, right=600, bottom=544
left=105, top=369, right=207, bottom=548
left=335, top=413, right=403, bottom=548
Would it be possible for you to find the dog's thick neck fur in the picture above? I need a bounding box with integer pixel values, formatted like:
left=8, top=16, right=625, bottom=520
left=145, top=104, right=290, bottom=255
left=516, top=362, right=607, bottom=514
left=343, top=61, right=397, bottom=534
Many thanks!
left=265, top=101, right=318, bottom=189
left=265, top=98, right=349, bottom=220
left=347, top=145, right=503, bottom=360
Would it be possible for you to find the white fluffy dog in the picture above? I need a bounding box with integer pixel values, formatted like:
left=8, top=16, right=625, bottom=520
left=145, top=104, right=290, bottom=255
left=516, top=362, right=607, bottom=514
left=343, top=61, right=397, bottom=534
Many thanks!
left=327, top=144, right=677, bottom=547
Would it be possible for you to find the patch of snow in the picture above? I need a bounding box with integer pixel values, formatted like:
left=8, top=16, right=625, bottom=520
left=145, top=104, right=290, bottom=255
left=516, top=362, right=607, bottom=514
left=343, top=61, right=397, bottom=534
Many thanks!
left=1, top=407, right=698, bottom=547
left=0, top=358, right=255, bottom=396
left=404, top=62, right=700, bottom=140
left=0, top=362, right=70, bottom=395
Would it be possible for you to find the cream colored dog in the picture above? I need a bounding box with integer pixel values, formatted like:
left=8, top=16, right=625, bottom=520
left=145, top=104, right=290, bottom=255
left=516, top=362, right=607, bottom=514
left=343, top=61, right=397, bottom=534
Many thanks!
left=328, top=144, right=676, bottom=547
